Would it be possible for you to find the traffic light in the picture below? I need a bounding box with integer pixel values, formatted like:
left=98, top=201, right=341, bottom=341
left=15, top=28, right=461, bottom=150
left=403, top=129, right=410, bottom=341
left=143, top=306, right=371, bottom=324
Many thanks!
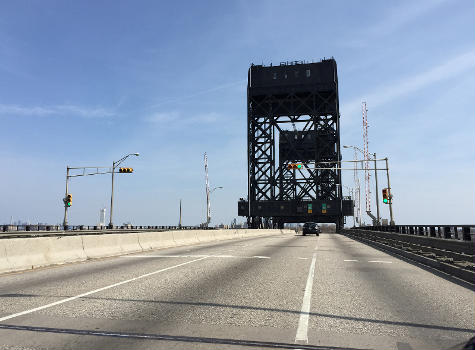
left=287, top=163, right=303, bottom=170
left=119, top=167, right=133, bottom=173
left=382, top=188, right=389, bottom=204
left=65, top=194, right=72, bottom=207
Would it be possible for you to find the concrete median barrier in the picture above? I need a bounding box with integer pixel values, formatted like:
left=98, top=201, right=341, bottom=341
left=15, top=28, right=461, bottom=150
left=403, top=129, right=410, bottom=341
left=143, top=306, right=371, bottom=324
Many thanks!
left=138, top=231, right=175, bottom=250
left=171, top=230, right=200, bottom=246
left=0, top=236, right=87, bottom=274
left=0, top=229, right=292, bottom=274
left=82, top=234, right=124, bottom=259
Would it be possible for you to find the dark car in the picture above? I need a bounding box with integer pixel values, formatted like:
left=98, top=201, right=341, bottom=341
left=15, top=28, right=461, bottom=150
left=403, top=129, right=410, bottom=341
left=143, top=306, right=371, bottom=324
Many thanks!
left=302, top=222, right=320, bottom=236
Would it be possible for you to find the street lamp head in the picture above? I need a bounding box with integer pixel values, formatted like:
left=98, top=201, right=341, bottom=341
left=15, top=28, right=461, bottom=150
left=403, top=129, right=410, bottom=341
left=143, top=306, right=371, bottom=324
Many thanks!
left=343, top=145, right=350, bottom=149
left=133, top=153, right=140, bottom=156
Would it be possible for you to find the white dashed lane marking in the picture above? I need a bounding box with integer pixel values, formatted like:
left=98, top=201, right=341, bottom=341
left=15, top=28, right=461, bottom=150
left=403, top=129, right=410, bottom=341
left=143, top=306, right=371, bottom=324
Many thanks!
left=121, top=254, right=272, bottom=259
left=342, top=259, right=393, bottom=263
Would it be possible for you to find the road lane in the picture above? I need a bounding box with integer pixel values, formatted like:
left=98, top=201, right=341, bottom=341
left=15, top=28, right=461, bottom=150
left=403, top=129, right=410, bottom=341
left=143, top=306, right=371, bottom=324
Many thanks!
left=1, top=233, right=315, bottom=349
left=0, top=232, right=473, bottom=350
left=308, top=234, right=475, bottom=349
left=0, top=234, right=285, bottom=317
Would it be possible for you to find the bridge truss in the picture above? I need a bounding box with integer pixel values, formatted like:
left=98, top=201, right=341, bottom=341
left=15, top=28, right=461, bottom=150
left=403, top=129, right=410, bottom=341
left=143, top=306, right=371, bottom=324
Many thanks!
left=239, top=59, right=353, bottom=229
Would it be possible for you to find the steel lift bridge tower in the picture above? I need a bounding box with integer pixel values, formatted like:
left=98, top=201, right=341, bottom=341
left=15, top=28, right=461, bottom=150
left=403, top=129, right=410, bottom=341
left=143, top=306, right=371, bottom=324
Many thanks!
left=238, top=58, right=353, bottom=230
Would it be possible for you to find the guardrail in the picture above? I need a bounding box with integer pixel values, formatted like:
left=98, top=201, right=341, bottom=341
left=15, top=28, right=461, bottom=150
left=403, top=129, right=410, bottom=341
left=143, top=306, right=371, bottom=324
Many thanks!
left=354, top=225, right=474, bottom=241
left=342, top=228, right=475, bottom=285
left=1, top=224, right=216, bottom=233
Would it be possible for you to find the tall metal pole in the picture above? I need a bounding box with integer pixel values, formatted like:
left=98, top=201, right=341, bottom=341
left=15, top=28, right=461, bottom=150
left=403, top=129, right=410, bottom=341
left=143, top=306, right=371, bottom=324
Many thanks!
left=385, top=157, right=395, bottom=225
left=179, top=199, right=182, bottom=228
left=63, top=166, right=70, bottom=228
left=373, top=153, right=380, bottom=225
left=204, top=153, right=210, bottom=227
left=350, top=188, right=355, bottom=228
left=109, top=161, right=115, bottom=228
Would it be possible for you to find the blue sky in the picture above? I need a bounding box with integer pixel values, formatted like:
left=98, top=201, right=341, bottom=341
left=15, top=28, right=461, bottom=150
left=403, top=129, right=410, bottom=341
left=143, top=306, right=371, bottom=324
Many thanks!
left=0, top=0, right=473, bottom=226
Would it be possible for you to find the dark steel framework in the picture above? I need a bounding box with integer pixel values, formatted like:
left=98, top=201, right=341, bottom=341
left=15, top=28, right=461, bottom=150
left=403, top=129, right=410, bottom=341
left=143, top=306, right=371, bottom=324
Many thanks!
left=239, top=59, right=352, bottom=230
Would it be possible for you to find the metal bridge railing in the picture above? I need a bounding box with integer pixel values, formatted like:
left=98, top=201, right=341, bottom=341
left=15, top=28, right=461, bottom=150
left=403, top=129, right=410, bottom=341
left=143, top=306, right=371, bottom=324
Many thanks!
left=355, top=225, right=474, bottom=241
left=1, top=225, right=216, bottom=233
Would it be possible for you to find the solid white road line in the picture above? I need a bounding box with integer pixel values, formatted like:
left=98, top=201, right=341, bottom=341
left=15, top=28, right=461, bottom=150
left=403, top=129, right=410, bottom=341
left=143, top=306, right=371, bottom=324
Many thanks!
left=344, top=259, right=359, bottom=262
left=121, top=255, right=209, bottom=258
left=295, top=237, right=320, bottom=343
left=0, top=256, right=209, bottom=323
left=295, top=252, right=317, bottom=343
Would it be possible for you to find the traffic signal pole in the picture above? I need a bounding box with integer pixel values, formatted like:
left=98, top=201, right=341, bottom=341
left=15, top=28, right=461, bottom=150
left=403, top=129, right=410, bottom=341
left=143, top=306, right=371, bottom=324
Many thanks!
left=109, top=160, right=116, bottom=228
left=385, top=157, right=395, bottom=225
left=373, top=153, right=380, bottom=225
left=63, top=167, right=70, bottom=229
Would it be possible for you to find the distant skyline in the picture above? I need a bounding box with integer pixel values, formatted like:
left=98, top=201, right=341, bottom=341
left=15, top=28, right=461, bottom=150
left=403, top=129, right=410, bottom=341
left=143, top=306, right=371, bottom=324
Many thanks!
left=1, top=0, right=474, bottom=226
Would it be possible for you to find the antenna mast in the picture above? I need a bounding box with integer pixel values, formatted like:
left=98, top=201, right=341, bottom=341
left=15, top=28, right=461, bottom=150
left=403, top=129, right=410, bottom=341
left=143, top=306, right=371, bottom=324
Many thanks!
left=362, top=101, right=371, bottom=214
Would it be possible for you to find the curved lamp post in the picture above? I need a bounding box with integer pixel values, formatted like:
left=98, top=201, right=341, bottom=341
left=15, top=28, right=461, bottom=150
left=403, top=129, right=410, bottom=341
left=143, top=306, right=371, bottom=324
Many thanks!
left=207, top=186, right=223, bottom=226
left=109, top=153, right=139, bottom=228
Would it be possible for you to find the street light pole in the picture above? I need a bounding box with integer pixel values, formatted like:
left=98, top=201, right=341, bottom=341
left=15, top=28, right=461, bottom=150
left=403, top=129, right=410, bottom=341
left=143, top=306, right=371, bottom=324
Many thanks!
left=108, top=153, right=139, bottom=229
left=385, top=157, right=395, bottom=225
left=373, top=153, right=380, bottom=225
left=208, top=186, right=223, bottom=226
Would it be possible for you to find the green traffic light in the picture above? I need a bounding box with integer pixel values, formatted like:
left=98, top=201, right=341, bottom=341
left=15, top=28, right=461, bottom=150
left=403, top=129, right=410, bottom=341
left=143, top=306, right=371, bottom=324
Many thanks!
left=383, top=199, right=388, bottom=203
left=297, top=164, right=302, bottom=169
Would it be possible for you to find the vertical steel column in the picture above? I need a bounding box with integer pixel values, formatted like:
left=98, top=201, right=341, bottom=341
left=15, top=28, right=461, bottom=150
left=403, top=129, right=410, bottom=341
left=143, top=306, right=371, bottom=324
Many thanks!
left=373, top=153, right=380, bottom=224
left=385, top=157, right=395, bottom=225
left=62, top=167, right=70, bottom=229
left=109, top=161, right=115, bottom=228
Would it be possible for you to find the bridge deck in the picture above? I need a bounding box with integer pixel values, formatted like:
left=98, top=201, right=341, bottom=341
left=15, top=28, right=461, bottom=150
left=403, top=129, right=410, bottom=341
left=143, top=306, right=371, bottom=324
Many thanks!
left=0, top=233, right=473, bottom=349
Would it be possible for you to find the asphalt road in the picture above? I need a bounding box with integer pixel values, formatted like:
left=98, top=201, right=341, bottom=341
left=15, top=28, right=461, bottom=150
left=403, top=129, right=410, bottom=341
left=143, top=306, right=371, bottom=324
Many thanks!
left=0, top=232, right=473, bottom=350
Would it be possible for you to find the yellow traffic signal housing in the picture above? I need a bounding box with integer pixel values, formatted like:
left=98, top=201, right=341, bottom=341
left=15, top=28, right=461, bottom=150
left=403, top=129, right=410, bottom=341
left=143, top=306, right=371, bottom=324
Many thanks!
left=287, top=163, right=303, bottom=170
left=65, top=194, right=72, bottom=207
left=119, top=167, right=133, bottom=173
left=382, top=188, right=389, bottom=204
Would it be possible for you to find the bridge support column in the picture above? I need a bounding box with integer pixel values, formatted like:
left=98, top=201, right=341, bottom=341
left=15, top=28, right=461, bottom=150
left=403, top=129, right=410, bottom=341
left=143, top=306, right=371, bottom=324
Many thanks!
left=462, top=226, right=471, bottom=241
left=429, top=227, right=436, bottom=237
left=442, top=226, right=451, bottom=239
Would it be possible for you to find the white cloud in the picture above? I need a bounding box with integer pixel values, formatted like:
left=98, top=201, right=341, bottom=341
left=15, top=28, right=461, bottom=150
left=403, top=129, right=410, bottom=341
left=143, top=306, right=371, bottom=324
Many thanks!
left=146, top=111, right=179, bottom=123
left=0, top=103, right=115, bottom=118
left=369, top=0, right=448, bottom=37
left=147, top=79, right=246, bottom=110
left=146, top=111, right=224, bottom=125
left=341, top=0, right=449, bottom=49
left=341, top=50, right=475, bottom=118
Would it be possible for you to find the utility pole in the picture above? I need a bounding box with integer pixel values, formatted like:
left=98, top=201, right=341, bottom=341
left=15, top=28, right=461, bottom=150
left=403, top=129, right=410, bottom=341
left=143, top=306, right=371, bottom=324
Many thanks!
left=204, top=153, right=210, bottom=227
left=373, top=153, right=380, bottom=225
left=63, top=166, right=70, bottom=229
left=179, top=199, right=182, bottom=228
left=385, top=157, right=395, bottom=225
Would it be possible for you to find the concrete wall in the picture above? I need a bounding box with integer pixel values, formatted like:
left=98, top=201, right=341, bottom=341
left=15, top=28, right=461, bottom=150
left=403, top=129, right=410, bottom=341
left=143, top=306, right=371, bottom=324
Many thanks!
left=0, top=229, right=292, bottom=275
